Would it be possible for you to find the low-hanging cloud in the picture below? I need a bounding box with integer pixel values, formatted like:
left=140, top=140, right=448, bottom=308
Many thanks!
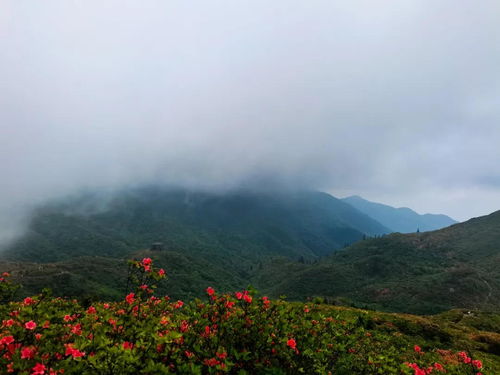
left=1, top=0, right=500, bottom=244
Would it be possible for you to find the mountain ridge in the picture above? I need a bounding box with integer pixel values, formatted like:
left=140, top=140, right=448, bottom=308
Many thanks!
left=341, top=195, right=457, bottom=233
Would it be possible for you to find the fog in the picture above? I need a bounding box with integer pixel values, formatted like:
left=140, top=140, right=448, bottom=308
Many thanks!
left=1, top=0, right=500, bottom=243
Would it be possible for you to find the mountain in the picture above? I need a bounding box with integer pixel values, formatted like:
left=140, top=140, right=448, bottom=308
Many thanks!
left=342, top=195, right=457, bottom=233
left=0, top=187, right=390, bottom=298
left=2, top=188, right=390, bottom=263
left=258, top=210, right=500, bottom=314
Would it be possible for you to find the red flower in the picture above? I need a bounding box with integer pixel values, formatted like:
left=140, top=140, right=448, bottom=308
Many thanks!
left=0, top=336, right=14, bottom=345
left=142, top=258, right=152, bottom=266
left=287, top=338, right=297, bottom=349
left=206, top=287, right=215, bottom=296
left=235, top=292, right=243, bottom=300
left=414, top=345, right=422, bottom=353
left=3, top=319, right=15, bottom=327
left=23, top=297, right=35, bottom=306
left=123, top=341, right=134, bottom=350
left=87, top=306, right=96, bottom=314
left=216, top=351, right=227, bottom=360
left=243, top=294, right=252, bottom=303
left=472, top=360, right=482, bottom=369
left=174, top=300, right=184, bottom=309
left=433, top=363, right=444, bottom=371
left=125, top=293, right=135, bottom=305
left=185, top=351, right=194, bottom=358
left=71, top=323, right=82, bottom=335
left=203, top=358, right=221, bottom=367
left=65, top=343, right=86, bottom=358
left=158, top=268, right=166, bottom=277
left=180, top=320, right=189, bottom=332
left=458, top=351, right=471, bottom=364
left=31, top=363, right=46, bottom=375
left=25, top=321, right=37, bottom=330
left=21, top=346, right=36, bottom=359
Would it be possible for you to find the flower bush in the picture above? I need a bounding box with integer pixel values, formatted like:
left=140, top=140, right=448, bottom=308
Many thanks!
left=0, top=259, right=493, bottom=374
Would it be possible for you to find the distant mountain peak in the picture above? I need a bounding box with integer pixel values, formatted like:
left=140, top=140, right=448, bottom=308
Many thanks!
left=341, top=195, right=457, bottom=233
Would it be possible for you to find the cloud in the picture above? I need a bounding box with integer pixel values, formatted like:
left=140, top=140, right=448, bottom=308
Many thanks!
left=1, top=0, right=500, bottom=242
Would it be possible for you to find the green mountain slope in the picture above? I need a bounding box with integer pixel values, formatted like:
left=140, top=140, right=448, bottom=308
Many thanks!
left=258, top=210, right=500, bottom=314
left=1, top=188, right=389, bottom=264
left=342, top=195, right=457, bottom=233
left=0, top=187, right=392, bottom=299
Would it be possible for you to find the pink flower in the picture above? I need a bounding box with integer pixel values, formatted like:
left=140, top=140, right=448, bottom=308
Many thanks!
left=3, top=319, right=15, bottom=327
left=31, top=363, right=46, bottom=375
left=472, top=360, right=483, bottom=369
left=25, top=321, right=37, bottom=330
left=158, top=268, right=166, bottom=277
left=0, top=335, right=15, bottom=345
left=21, top=346, right=36, bottom=359
left=87, top=306, right=96, bottom=314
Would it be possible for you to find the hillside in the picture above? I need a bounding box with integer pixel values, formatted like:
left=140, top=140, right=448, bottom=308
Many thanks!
left=258, top=210, right=500, bottom=314
left=0, top=262, right=499, bottom=374
left=0, top=187, right=390, bottom=299
left=342, top=195, right=457, bottom=233
left=1, top=188, right=390, bottom=264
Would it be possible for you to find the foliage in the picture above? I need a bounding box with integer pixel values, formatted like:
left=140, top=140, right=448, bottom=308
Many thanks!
left=0, top=259, right=498, bottom=374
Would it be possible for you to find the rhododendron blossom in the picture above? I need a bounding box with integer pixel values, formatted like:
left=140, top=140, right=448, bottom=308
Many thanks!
left=24, top=321, right=37, bottom=330
left=21, top=346, right=36, bottom=359
left=125, top=293, right=135, bottom=304
left=31, top=363, right=46, bottom=375
left=123, top=341, right=134, bottom=350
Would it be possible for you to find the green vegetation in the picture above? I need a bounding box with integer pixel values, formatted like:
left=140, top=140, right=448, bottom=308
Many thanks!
left=0, top=189, right=499, bottom=316
left=0, top=259, right=498, bottom=374
left=1, top=188, right=389, bottom=265
left=260, top=210, right=500, bottom=314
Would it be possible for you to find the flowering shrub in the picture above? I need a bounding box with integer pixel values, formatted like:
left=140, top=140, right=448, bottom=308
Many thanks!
left=0, top=259, right=494, bottom=374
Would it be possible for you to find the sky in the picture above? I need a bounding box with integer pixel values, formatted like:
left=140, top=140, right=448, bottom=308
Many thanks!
left=1, top=0, right=500, bottom=243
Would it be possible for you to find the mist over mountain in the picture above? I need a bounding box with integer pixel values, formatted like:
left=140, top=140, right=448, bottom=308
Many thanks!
left=0, top=187, right=389, bottom=264
left=342, top=195, right=457, bottom=233
left=2, top=0, right=500, bottom=246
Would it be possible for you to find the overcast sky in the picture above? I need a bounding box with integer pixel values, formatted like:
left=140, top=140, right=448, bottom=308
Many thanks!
left=1, top=0, right=500, bottom=242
